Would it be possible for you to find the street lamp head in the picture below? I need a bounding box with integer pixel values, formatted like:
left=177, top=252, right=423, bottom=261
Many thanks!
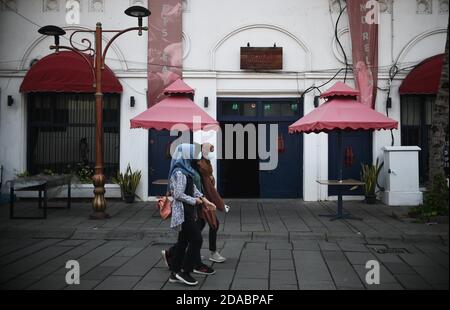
left=124, top=6, right=151, bottom=18
left=38, top=25, right=66, bottom=49
left=125, top=6, right=150, bottom=36
left=38, top=25, right=66, bottom=36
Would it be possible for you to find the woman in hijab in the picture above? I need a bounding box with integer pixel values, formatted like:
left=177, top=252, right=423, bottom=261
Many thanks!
left=166, top=143, right=215, bottom=286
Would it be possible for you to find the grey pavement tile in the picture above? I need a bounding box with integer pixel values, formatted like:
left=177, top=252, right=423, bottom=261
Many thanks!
left=0, top=239, right=42, bottom=257
left=76, top=242, right=125, bottom=276
left=371, top=252, right=405, bottom=263
left=318, top=241, right=340, bottom=251
left=201, top=270, right=234, bottom=290
left=212, top=258, right=238, bottom=270
left=299, top=281, right=336, bottom=290
left=231, top=278, right=268, bottom=290
left=395, top=274, right=433, bottom=290
left=244, top=242, right=267, bottom=250
left=133, top=280, right=165, bottom=290
left=133, top=269, right=168, bottom=290
left=270, top=259, right=295, bottom=271
left=292, top=240, right=320, bottom=251
left=365, top=283, right=404, bottom=290
left=383, top=262, right=417, bottom=275
left=344, top=251, right=377, bottom=265
left=240, top=251, right=269, bottom=263
left=235, top=265, right=269, bottom=279
left=100, top=256, right=131, bottom=267
left=95, top=276, right=141, bottom=290
left=270, top=284, right=298, bottom=290
left=0, top=245, right=73, bottom=283
left=266, top=242, right=293, bottom=250
left=399, top=253, right=436, bottom=266
left=65, top=280, right=101, bottom=290
left=113, top=245, right=162, bottom=276
left=83, top=266, right=118, bottom=280
left=163, top=282, right=200, bottom=290
left=293, top=250, right=334, bottom=284
left=411, top=265, right=449, bottom=286
left=58, top=239, right=88, bottom=247
left=270, top=250, right=292, bottom=260
left=115, top=247, right=145, bottom=257
left=252, top=232, right=289, bottom=242
left=0, top=238, right=62, bottom=267
left=322, top=251, right=365, bottom=289
left=269, top=270, right=297, bottom=285
left=0, top=276, right=38, bottom=290
left=27, top=274, right=68, bottom=290
left=337, top=242, right=369, bottom=252
left=16, top=240, right=106, bottom=279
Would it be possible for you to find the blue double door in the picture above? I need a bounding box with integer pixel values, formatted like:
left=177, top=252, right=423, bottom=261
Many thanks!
left=217, top=98, right=303, bottom=199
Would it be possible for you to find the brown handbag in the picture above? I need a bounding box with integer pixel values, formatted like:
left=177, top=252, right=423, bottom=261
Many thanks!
left=157, top=194, right=172, bottom=220
left=200, top=201, right=218, bottom=229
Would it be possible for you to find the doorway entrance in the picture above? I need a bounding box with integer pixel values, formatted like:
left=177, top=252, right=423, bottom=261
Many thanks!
left=217, top=98, right=303, bottom=198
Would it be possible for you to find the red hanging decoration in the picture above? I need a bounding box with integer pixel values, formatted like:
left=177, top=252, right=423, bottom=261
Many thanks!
left=344, top=146, right=354, bottom=167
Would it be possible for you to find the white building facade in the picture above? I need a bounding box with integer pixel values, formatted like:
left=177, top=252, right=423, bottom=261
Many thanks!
left=0, top=0, right=448, bottom=202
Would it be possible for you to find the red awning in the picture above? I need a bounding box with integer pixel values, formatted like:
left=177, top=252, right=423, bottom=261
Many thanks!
left=399, top=54, right=444, bottom=95
left=20, top=51, right=122, bottom=93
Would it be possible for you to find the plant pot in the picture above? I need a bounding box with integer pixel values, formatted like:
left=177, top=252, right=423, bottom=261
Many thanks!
left=124, top=194, right=135, bottom=203
left=365, top=195, right=377, bottom=204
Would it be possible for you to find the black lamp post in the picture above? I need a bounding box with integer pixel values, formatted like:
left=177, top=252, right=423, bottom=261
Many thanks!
left=38, top=6, right=150, bottom=219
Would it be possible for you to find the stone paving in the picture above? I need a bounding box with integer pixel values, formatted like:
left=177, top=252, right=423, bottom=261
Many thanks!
left=0, top=199, right=448, bottom=290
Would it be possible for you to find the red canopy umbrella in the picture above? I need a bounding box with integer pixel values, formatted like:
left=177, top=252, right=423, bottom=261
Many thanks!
left=130, top=79, right=218, bottom=131
left=289, top=82, right=398, bottom=133
left=289, top=82, right=398, bottom=220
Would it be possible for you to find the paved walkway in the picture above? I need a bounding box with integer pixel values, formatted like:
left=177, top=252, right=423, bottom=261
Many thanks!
left=0, top=199, right=448, bottom=290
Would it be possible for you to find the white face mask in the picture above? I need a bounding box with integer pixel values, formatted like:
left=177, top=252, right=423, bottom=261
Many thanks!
left=204, top=151, right=215, bottom=160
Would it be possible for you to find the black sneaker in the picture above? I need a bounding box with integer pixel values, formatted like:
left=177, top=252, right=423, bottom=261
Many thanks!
left=175, top=272, right=198, bottom=286
left=169, top=272, right=181, bottom=283
left=193, top=264, right=216, bottom=275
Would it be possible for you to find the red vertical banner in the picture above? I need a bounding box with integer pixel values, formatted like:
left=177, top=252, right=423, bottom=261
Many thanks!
left=347, top=0, right=379, bottom=109
left=147, top=0, right=182, bottom=107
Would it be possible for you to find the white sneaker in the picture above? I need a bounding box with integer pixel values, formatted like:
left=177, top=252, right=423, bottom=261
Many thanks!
left=209, top=251, right=226, bottom=263
left=224, top=205, right=231, bottom=213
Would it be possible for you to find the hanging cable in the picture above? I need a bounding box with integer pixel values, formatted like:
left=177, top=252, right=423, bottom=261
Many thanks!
left=335, top=2, right=349, bottom=83
left=385, top=64, right=399, bottom=146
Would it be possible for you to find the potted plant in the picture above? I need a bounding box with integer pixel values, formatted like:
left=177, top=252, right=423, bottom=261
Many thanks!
left=113, top=164, right=142, bottom=203
left=360, top=159, right=384, bottom=204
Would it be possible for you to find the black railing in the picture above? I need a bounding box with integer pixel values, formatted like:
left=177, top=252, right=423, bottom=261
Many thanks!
left=27, top=93, right=120, bottom=182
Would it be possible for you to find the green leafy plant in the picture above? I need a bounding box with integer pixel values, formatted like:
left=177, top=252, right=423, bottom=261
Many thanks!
left=73, top=163, right=94, bottom=184
left=41, top=169, right=56, bottom=176
left=409, top=174, right=449, bottom=222
left=113, top=164, right=142, bottom=202
left=15, top=171, right=30, bottom=178
left=360, top=159, right=384, bottom=200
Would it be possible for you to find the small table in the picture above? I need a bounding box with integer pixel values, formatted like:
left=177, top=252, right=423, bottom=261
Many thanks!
left=8, top=174, right=72, bottom=219
left=152, top=179, right=169, bottom=186
left=316, top=179, right=365, bottom=221
left=151, top=179, right=169, bottom=196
